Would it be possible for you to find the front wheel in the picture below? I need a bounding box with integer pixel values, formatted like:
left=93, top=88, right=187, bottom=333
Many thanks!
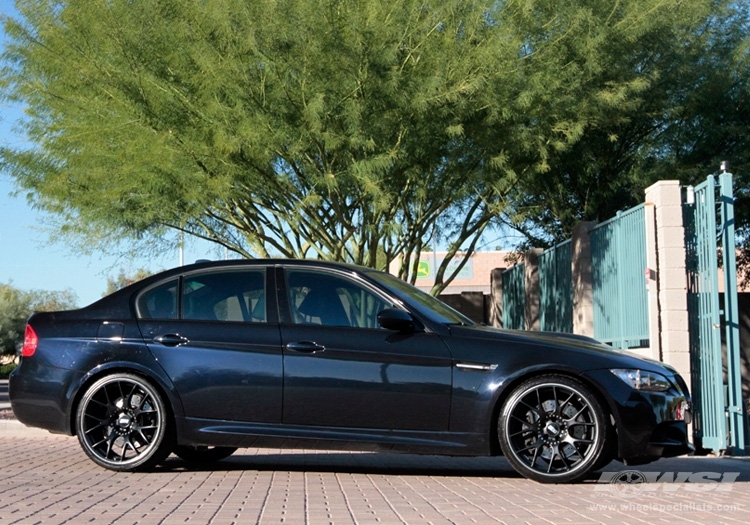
left=76, top=373, right=173, bottom=471
left=498, top=375, right=609, bottom=483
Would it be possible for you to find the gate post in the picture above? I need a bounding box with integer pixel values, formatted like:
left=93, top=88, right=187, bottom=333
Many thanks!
left=490, top=268, right=506, bottom=328
left=524, top=249, right=542, bottom=331
left=644, top=202, right=661, bottom=362
left=572, top=221, right=596, bottom=337
left=644, top=181, right=691, bottom=390
left=719, top=172, right=746, bottom=455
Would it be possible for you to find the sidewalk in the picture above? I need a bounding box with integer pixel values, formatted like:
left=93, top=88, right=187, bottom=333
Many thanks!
left=0, top=379, right=10, bottom=410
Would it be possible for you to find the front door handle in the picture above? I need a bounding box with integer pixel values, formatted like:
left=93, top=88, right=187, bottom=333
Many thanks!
left=153, top=334, right=189, bottom=347
left=286, top=341, right=325, bottom=353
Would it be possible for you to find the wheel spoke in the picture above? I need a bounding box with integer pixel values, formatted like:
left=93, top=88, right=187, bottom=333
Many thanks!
left=552, top=386, right=559, bottom=412
left=83, top=419, right=111, bottom=435
left=510, top=413, right=537, bottom=426
left=135, top=428, right=152, bottom=445
left=558, top=391, right=576, bottom=413
left=567, top=418, right=595, bottom=425
left=509, top=426, right=537, bottom=438
left=566, top=405, right=589, bottom=421
left=557, top=448, right=571, bottom=469
left=516, top=439, right=544, bottom=455
left=529, top=443, right=541, bottom=468
left=518, top=398, right=544, bottom=418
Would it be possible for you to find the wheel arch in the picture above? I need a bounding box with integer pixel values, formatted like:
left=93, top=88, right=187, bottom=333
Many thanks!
left=488, top=367, right=617, bottom=456
left=68, top=362, right=182, bottom=437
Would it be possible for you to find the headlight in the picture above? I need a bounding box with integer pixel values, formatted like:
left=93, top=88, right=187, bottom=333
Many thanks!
left=611, top=369, right=671, bottom=392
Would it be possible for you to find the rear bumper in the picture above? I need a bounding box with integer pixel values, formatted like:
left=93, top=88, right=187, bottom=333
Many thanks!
left=9, top=362, right=80, bottom=435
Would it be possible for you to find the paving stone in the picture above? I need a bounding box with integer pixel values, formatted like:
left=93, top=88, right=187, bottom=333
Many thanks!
left=1, top=429, right=748, bottom=524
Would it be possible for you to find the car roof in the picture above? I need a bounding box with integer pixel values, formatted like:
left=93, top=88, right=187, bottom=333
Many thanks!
left=83, top=258, right=382, bottom=315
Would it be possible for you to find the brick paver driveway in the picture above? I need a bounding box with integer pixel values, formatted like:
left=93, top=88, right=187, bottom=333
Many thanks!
left=1, top=424, right=748, bottom=524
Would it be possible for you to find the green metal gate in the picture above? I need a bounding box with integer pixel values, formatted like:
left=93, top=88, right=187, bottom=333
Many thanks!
left=683, top=172, right=745, bottom=454
left=502, top=263, right=525, bottom=330
left=590, top=204, right=649, bottom=349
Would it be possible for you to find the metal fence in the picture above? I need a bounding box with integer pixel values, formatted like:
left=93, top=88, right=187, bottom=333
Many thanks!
left=539, top=240, right=573, bottom=332
left=501, top=263, right=525, bottom=330
left=590, top=204, right=649, bottom=348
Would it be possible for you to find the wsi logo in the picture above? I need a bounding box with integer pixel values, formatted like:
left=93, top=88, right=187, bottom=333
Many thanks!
left=594, top=470, right=740, bottom=497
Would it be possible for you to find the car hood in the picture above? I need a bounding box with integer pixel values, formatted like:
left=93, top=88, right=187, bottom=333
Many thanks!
left=445, top=324, right=677, bottom=375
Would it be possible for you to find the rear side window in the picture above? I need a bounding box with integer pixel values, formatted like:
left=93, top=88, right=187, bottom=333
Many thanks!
left=137, top=279, right=178, bottom=320
left=183, top=269, right=266, bottom=322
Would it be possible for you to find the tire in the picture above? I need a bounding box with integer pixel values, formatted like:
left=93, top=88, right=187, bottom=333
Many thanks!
left=76, top=373, right=173, bottom=471
left=498, top=375, right=609, bottom=483
left=174, top=445, right=237, bottom=463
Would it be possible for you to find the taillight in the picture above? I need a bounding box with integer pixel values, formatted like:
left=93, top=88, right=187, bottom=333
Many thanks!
left=21, top=325, right=38, bottom=357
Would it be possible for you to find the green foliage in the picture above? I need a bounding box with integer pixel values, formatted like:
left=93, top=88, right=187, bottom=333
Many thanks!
left=0, top=282, right=78, bottom=355
left=0, top=362, right=17, bottom=379
left=498, top=1, right=750, bottom=249
left=104, top=268, right=154, bottom=296
left=1, top=0, right=746, bottom=292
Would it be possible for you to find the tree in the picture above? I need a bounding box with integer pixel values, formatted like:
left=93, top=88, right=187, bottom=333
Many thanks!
left=1, top=0, right=737, bottom=293
left=495, top=2, right=750, bottom=251
left=0, top=282, right=77, bottom=355
left=104, top=268, right=153, bottom=296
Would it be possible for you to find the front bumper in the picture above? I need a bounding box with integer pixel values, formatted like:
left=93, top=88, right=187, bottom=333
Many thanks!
left=583, top=369, right=693, bottom=463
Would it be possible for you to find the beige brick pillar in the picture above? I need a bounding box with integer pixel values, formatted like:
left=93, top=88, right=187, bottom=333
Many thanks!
left=572, top=221, right=596, bottom=337
left=524, top=249, right=542, bottom=330
left=645, top=180, right=691, bottom=391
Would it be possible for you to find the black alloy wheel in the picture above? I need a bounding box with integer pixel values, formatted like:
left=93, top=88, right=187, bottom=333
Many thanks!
left=498, top=375, right=608, bottom=483
left=173, top=445, right=238, bottom=463
left=76, top=373, right=173, bottom=471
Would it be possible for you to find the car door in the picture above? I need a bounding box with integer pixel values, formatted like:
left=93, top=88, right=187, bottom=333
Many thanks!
left=136, top=267, right=283, bottom=423
left=279, top=266, right=453, bottom=431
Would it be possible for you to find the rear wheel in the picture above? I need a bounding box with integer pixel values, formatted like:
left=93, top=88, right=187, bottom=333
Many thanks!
left=498, top=375, right=608, bottom=483
left=174, top=445, right=237, bottom=463
left=76, top=373, right=173, bottom=471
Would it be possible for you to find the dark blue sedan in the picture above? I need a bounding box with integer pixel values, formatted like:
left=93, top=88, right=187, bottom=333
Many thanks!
left=10, top=260, right=692, bottom=483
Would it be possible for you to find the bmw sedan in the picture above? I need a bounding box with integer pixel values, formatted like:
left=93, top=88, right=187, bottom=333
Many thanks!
left=10, top=259, right=692, bottom=483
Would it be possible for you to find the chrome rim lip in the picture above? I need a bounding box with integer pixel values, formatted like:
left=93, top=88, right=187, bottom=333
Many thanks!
left=504, top=382, right=599, bottom=477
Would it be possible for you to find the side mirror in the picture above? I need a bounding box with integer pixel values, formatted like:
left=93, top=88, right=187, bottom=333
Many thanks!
left=377, top=308, right=415, bottom=332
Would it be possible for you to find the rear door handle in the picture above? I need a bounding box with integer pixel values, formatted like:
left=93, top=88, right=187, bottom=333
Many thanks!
left=153, top=334, right=189, bottom=347
left=286, top=341, right=325, bottom=353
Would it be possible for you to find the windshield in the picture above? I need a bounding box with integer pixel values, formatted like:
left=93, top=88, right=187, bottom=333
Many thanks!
left=366, top=271, right=475, bottom=326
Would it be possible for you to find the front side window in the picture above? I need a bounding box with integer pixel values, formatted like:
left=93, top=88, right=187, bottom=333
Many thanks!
left=285, top=269, right=392, bottom=328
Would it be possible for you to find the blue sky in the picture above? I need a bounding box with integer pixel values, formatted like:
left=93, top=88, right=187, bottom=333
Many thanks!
left=0, top=3, right=215, bottom=307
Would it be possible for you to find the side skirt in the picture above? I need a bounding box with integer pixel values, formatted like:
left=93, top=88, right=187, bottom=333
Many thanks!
left=176, top=417, right=493, bottom=456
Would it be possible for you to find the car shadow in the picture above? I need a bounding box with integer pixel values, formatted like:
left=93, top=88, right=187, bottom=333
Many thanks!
left=156, top=451, right=525, bottom=478
left=155, top=451, right=750, bottom=483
